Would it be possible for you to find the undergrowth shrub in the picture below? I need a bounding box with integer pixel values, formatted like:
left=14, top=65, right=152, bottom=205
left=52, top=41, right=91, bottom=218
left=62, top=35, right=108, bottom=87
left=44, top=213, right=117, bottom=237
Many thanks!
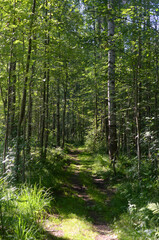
left=49, top=147, right=65, bottom=161
left=0, top=180, right=51, bottom=239
left=85, top=128, right=107, bottom=152
left=114, top=200, right=159, bottom=240
left=117, top=153, right=159, bottom=181
left=110, top=152, right=159, bottom=239
left=113, top=175, right=159, bottom=239
left=28, top=146, right=70, bottom=192
left=91, top=154, right=112, bottom=177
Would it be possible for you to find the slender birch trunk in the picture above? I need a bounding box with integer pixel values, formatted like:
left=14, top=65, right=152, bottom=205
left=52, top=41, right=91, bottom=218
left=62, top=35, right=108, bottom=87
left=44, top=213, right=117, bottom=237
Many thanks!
left=107, top=0, right=117, bottom=173
left=3, top=4, right=16, bottom=173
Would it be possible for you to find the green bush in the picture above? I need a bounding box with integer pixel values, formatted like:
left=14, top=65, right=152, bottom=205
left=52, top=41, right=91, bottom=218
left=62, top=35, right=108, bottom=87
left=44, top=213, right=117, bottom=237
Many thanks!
left=85, top=128, right=107, bottom=153
left=114, top=200, right=159, bottom=240
left=113, top=176, right=159, bottom=240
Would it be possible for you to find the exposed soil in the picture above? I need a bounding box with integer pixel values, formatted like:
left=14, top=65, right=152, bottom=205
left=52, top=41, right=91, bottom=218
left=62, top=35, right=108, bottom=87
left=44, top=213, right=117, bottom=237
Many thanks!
left=44, top=150, right=118, bottom=240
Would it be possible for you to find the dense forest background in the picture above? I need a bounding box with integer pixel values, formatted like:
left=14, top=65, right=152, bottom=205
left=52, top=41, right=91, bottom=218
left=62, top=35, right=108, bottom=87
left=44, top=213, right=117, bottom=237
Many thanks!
left=0, top=0, right=158, bottom=180
left=0, top=0, right=159, bottom=239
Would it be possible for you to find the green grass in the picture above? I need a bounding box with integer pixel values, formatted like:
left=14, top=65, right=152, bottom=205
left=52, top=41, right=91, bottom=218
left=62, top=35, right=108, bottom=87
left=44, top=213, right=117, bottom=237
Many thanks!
left=37, top=148, right=123, bottom=240
left=61, top=216, right=97, bottom=240
left=48, top=148, right=158, bottom=240
left=3, top=146, right=157, bottom=240
left=0, top=181, right=51, bottom=239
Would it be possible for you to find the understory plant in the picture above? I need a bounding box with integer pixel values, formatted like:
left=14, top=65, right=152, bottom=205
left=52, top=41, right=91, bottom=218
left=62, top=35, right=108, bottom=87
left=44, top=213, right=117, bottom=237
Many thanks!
left=114, top=200, right=159, bottom=240
left=85, top=127, right=107, bottom=153
left=113, top=158, right=159, bottom=240
left=0, top=179, right=51, bottom=239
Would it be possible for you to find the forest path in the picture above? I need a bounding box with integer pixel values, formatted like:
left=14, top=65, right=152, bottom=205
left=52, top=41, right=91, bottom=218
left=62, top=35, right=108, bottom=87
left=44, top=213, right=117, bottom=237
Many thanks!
left=43, top=149, right=118, bottom=240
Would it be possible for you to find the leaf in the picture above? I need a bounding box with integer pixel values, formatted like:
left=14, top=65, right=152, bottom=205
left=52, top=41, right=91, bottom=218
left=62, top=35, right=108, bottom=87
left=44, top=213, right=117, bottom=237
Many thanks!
left=122, top=8, right=132, bottom=15
left=147, top=203, right=159, bottom=215
left=13, top=40, right=23, bottom=45
left=9, top=24, right=17, bottom=29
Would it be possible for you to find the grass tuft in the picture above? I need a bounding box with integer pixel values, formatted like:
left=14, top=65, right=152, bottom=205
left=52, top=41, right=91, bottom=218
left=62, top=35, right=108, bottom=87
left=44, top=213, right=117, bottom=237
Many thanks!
left=0, top=181, right=51, bottom=239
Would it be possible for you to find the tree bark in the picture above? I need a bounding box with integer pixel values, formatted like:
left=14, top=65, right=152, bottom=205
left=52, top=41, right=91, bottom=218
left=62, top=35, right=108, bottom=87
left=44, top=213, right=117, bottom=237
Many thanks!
left=107, top=0, right=117, bottom=173
left=44, top=69, right=50, bottom=158
left=40, top=69, right=46, bottom=158
left=15, top=0, right=36, bottom=181
left=62, top=64, right=68, bottom=148
left=154, top=18, right=159, bottom=173
left=93, top=9, right=98, bottom=132
left=26, top=60, right=35, bottom=160
left=56, top=78, right=60, bottom=147
left=3, top=10, right=17, bottom=173
left=134, top=70, right=141, bottom=176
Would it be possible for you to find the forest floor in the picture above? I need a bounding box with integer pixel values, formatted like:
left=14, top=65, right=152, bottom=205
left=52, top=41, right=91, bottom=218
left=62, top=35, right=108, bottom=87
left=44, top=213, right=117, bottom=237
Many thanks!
left=42, top=148, right=119, bottom=240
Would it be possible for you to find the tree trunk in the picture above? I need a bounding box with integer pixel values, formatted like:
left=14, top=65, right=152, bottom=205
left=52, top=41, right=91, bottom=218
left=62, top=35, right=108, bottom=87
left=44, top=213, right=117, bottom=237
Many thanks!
left=44, top=69, right=50, bottom=158
left=62, top=65, right=68, bottom=148
left=40, top=69, right=46, bottom=158
left=107, top=0, right=117, bottom=174
left=56, top=78, right=60, bottom=147
left=3, top=17, right=17, bottom=173
left=93, top=9, right=98, bottom=132
left=10, top=61, right=16, bottom=139
left=26, top=63, right=34, bottom=160
left=154, top=18, right=159, bottom=173
left=15, top=0, right=36, bottom=181
left=134, top=70, right=141, bottom=177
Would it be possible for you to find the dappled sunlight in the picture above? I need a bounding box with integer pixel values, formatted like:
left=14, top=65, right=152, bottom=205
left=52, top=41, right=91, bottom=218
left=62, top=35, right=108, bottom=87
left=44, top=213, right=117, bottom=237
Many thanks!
left=40, top=149, right=119, bottom=240
left=42, top=214, right=97, bottom=240
left=61, top=216, right=97, bottom=240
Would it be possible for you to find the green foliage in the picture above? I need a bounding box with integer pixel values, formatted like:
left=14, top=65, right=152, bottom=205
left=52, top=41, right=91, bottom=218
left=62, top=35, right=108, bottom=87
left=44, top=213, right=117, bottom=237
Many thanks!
left=48, top=147, right=65, bottom=162
left=0, top=0, right=159, bottom=236
left=28, top=147, right=70, bottom=191
left=0, top=180, right=51, bottom=239
left=147, top=203, right=159, bottom=215
left=113, top=159, right=159, bottom=240
left=2, top=146, right=16, bottom=182
left=114, top=200, right=159, bottom=240
left=85, top=128, right=107, bottom=153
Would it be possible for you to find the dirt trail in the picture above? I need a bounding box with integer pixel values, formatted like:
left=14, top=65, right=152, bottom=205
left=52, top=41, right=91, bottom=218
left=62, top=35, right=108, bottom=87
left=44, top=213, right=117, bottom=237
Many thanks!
left=44, top=150, right=118, bottom=240
left=69, top=152, right=118, bottom=240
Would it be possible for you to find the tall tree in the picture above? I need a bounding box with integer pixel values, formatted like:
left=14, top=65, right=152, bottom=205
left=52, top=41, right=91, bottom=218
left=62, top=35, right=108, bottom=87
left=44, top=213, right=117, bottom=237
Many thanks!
left=3, top=1, right=17, bottom=173
left=15, top=0, right=36, bottom=181
left=107, top=0, right=117, bottom=171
